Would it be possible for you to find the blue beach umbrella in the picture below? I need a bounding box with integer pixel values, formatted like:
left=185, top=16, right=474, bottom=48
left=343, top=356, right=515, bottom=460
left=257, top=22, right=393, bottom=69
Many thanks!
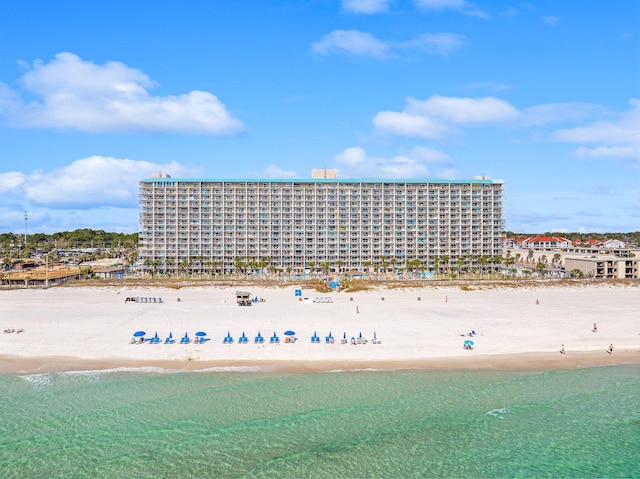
left=343, top=332, right=347, bottom=339
left=168, top=332, right=173, bottom=339
left=133, top=331, right=146, bottom=337
left=195, top=331, right=207, bottom=337
left=284, top=330, right=295, bottom=336
left=464, top=340, right=474, bottom=346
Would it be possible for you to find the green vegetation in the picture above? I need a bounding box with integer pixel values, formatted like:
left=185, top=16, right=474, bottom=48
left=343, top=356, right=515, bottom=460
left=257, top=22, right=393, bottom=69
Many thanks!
left=0, top=229, right=137, bottom=253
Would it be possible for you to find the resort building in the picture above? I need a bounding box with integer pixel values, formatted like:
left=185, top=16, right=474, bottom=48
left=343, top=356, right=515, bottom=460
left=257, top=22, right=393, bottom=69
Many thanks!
left=564, top=256, right=639, bottom=279
left=138, top=171, right=504, bottom=275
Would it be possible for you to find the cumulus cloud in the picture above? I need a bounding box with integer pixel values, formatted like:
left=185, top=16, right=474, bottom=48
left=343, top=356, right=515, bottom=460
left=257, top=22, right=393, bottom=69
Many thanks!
left=312, top=30, right=465, bottom=58
left=333, top=145, right=454, bottom=178
left=341, top=0, right=392, bottom=14
left=414, top=0, right=489, bottom=18
left=0, top=52, right=244, bottom=134
left=0, top=171, right=26, bottom=194
left=553, top=99, right=640, bottom=162
left=373, top=95, right=519, bottom=138
left=372, top=95, right=620, bottom=142
left=3, top=156, right=200, bottom=209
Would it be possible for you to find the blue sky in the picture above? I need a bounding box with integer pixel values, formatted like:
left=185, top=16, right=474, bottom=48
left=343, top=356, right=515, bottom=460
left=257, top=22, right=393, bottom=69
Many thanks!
left=0, top=0, right=638, bottom=235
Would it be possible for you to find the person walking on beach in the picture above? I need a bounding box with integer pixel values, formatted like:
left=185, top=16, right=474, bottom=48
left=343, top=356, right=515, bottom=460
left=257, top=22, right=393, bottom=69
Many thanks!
left=607, top=344, right=614, bottom=355
left=592, top=322, right=598, bottom=332
left=560, top=344, right=565, bottom=354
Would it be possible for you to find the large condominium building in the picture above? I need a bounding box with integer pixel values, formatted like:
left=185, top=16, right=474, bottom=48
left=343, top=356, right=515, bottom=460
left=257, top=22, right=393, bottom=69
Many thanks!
left=138, top=171, right=504, bottom=274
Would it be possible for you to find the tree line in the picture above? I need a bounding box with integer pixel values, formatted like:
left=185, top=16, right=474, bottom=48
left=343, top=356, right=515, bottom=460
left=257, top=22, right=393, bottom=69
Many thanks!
left=0, top=229, right=138, bottom=253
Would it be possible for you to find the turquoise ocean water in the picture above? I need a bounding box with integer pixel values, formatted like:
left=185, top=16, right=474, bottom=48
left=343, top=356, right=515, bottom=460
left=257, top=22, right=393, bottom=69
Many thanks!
left=1, top=364, right=639, bottom=478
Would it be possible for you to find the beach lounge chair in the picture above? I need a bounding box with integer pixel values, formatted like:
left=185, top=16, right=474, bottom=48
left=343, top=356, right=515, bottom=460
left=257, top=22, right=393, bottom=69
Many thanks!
left=165, top=332, right=175, bottom=344
left=255, top=332, right=264, bottom=343
left=270, top=332, right=280, bottom=344
left=223, top=332, right=234, bottom=344
left=180, top=332, right=191, bottom=344
left=325, top=332, right=334, bottom=343
left=239, top=332, right=248, bottom=344
left=311, top=331, right=320, bottom=343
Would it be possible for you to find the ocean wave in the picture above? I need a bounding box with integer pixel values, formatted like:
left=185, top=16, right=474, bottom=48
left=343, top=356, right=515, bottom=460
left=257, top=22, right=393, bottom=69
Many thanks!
left=485, top=407, right=509, bottom=419
left=323, top=367, right=398, bottom=373
left=18, top=373, right=54, bottom=388
left=196, top=365, right=276, bottom=373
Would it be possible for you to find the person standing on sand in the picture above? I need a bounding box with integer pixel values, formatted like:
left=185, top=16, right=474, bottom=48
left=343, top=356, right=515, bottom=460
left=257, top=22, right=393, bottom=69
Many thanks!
left=560, top=344, right=565, bottom=354
left=592, top=323, right=598, bottom=332
left=607, top=344, right=614, bottom=354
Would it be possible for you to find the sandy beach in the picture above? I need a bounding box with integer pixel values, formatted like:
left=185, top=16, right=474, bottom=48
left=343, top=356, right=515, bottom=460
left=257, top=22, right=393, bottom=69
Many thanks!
left=1, top=282, right=639, bottom=374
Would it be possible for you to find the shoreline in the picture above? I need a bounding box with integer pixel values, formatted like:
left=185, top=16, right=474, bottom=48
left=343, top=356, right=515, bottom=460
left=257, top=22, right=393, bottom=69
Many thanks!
left=2, top=350, right=638, bottom=375
left=2, top=283, right=638, bottom=375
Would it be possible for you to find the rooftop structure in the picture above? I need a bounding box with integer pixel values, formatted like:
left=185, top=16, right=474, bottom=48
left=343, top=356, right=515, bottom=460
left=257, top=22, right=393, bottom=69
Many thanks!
left=138, top=173, right=504, bottom=275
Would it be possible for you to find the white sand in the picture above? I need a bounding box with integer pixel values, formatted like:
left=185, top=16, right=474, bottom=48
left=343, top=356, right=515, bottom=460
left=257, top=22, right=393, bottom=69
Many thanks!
left=1, top=283, right=639, bottom=373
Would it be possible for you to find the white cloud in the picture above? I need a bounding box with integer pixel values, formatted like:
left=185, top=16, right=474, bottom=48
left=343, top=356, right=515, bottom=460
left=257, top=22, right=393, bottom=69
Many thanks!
left=553, top=99, right=640, bottom=144
left=521, top=102, right=608, bottom=126
left=333, top=146, right=454, bottom=178
left=414, top=0, right=489, bottom=18
left=573, top=146, right=640, bottom=160
left=0, top=171, right=26, bottom=194
left=553, top=99, right=640, bottom=162
left=372, top=109, right=454, bottom=138
left=342, top=0, right=392, bottom=14
left=0, top=52, right=244, bottom=134
left=312, top=30, right=465, bottom=58
left=373, top=95, right=519, bottom=138
left=312, top=30, right=389, bottom=58
left=400, top=33, right=466, bottom=56
left=12, top=156, right=199, bottom=208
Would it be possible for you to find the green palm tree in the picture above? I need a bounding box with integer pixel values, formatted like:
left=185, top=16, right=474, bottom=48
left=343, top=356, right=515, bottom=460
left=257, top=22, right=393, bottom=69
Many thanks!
left=440, top=255, right=450, bottom=275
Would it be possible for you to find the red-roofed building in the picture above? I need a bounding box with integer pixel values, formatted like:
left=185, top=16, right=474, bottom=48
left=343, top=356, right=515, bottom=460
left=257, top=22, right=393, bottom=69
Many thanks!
left=520, top=236, right=572, bottom=249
